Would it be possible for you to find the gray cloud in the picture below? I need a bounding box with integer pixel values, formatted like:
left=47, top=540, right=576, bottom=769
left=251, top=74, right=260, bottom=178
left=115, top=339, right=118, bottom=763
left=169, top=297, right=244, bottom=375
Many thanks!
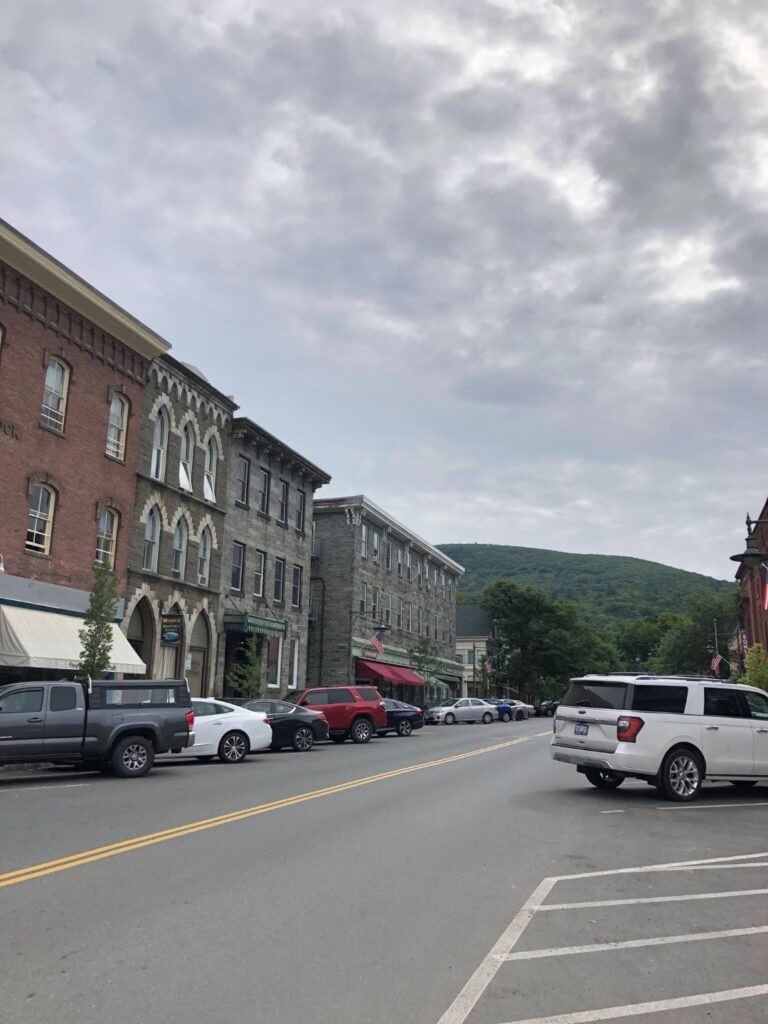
left=2, top=0, right=767, bottom=578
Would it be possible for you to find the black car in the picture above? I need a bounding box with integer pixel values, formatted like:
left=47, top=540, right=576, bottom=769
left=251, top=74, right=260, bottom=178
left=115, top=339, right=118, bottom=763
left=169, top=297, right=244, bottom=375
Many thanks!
left=244, top=699, right=329, bottom=751
left=377, top=698, right=425, bottom=737
left=535, top=699, right=560, bottom=717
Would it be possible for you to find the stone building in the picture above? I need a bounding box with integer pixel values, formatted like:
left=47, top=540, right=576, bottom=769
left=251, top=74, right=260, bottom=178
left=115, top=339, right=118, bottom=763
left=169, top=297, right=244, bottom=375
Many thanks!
left=307, top=495, right=464, bottom=706
left=218, top=417, right=330, bottom=698
left=123, top=355, right=237, bottom=695
left=0, top=218, right=166, bottom=685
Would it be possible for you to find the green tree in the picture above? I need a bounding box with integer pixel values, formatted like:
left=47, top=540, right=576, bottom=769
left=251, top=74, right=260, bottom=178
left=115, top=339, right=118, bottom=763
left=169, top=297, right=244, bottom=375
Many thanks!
left=649, top=591, right=739, bottom=677
left=744, top=644, right=768, bottom=690
left=77, top=561, right=119, bottom=679
left=409, top=639, right=444, bottom=680
left=226, top=633, right=264, bottom=698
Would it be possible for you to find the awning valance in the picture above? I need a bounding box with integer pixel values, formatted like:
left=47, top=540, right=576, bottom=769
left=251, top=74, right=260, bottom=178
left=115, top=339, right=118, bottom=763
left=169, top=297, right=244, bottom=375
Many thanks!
left=223, top=612, right=286, bottom=638
left=0, top=605, right=146, bottom=674
left=356, top=660, right=426, bottom=686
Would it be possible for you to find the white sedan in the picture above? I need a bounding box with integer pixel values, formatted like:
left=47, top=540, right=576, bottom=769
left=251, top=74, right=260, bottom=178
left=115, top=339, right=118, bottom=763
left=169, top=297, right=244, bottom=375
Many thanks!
left=166, top=698, right=272, bottom=764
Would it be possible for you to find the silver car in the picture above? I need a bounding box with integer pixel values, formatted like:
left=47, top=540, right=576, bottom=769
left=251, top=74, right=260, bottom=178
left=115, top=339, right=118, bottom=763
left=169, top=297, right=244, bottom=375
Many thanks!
left=426, top=697, right=498, bottom=725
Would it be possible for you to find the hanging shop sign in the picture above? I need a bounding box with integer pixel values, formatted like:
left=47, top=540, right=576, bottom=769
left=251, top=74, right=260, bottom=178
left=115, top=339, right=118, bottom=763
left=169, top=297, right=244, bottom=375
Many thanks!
left=160, top=612, right=184, bottom=646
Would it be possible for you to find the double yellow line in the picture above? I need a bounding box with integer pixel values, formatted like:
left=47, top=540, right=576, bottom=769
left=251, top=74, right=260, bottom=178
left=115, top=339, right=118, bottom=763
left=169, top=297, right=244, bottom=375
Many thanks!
left=0, top=736, right=532, bottom=890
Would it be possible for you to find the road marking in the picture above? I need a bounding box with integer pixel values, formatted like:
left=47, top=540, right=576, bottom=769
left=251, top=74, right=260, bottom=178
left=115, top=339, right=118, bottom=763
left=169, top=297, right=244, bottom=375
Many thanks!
left=655, top=801, right=768, bottom=810
left=558, top=849, right=768, bottom=880
left=504, top=924, right=768, bottom=961
left=540, top=887, right=768, bottom=911
left=0, top=735, right=537, bottom=890
left=0, top=783, right=89, bottom=794
left=494, top=983, right=768, bottom=1024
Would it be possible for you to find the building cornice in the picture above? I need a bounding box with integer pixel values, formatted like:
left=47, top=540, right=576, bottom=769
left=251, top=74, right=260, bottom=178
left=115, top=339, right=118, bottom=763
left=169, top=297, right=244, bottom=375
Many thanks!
left=232, top=416, right=332, bottom=488
left=0, top=218, right=170, bottom=361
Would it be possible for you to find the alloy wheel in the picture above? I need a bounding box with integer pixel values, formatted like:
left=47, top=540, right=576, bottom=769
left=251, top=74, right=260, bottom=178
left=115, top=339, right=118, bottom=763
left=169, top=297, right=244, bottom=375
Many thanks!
left=668, top=754, right=700, bottom=798
left=222, top=733, right=247, bottom=762
left=293, top=726, right=314, bottom=751
left=122, top=744, right=148, bottom=773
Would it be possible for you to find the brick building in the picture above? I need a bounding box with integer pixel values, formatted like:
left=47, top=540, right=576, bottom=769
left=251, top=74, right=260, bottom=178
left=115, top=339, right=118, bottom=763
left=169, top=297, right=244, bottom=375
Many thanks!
left=218, top=417, right=330, bottom=698
left=307, top=496, right=464, bottom=706
left=0, top=219, right=167, bottom=685
left=123, top=355, right=237, bottom=695
left=734, top=500, right=768, bottom=659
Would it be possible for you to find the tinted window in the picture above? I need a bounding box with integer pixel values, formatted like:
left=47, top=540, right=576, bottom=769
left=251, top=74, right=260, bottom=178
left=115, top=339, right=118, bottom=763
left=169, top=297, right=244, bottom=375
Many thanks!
left=245, top=701, right=271, bottom=712
left=357, top=687, right=380, bottom=702
left=704, top=689, right=746, bottom=718
left=328, top=689, right=354, bottom=704
left=212, top=703, right=234, bottom=714
left=274, top=702, right=296, bottom=713
left=0, top=689, right=43, bottom=714
left=744, top=691, right=768, bottom=720
left=192, top=701, right=216, bottom=717
left=95, top=687, right=180, bottom=707
left=50, top=686, right=78, bottom=712
left=632, top=686, right=687, bottom=715
left=301, top=691, right=329, bottom=705
left=561, top=682, right=628, bottom=710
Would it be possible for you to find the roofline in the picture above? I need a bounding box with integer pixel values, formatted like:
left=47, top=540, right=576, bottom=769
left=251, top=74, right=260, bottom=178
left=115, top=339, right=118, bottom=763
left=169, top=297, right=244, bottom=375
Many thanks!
left=160, top=353, right=238, bottom=412
left=0, top=218, right=170, bottom=361
left=232, top=416, right=331, bottom=486
left=313, top=495, right=465, bottom=573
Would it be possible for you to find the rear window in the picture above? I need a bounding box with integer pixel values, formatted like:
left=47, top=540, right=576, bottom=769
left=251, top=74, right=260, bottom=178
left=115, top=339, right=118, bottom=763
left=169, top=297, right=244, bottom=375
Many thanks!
left=91, top=686, right=186, bottom=708
left=356, top=687, right=380, bottom=701
left=561, top=681, right=628, bottom=710
left=632, top=685, right=688, bottom=714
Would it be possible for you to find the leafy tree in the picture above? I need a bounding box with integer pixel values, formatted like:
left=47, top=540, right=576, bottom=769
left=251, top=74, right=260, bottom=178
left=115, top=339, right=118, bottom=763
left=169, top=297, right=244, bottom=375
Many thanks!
left=744, top=645, right=768, bottom=690
left=615, top=613, right=688, bottom=670
left=226, top=633, right=264, bottom=698
left=649, top=592, right=739, bottom=677
left=77, top=561, right=119, bottom=679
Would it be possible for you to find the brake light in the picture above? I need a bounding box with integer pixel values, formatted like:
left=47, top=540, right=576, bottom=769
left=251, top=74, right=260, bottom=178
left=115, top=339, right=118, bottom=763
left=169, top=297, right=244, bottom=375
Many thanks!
left=617, top=716, right=644, bottom=742
left=262, top=715, right=270, bottom=724
left=318, top=713, right=328, bottom=723
left=185, top=710, right=195, bottom=729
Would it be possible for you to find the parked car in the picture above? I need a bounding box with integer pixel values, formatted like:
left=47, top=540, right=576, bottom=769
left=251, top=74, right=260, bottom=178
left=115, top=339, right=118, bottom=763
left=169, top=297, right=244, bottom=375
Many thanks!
left=551, top=673, right=768, bottom=801
left=291, top=686, right=387, bottom=743
left=483, top=698, right=514, bottom=722
left=163, top=698, right=271, bottom=764
left=536, top=699, right=560, bottom=717
left=509, top=699, right=535, bottom=720
left=0, top=678, right=194, bottom=778
left=426, top=697, right=497, bottom=725
left=244, top=699, right=329, bottom=751
left=377, top=699, right=425, bottom=737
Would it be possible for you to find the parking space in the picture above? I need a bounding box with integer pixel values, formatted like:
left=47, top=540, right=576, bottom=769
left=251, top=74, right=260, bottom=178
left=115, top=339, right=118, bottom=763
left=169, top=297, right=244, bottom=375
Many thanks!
left=437, top=851, right=768, bottom=1024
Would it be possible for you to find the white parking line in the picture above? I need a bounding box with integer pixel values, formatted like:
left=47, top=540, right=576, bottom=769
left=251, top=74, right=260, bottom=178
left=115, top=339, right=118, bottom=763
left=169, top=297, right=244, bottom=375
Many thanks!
left=0, top=783, right=89, bottom=794
left=504, top=924, right=768, bottom=961
left=539, top=887, right=768, bottom=911
left=655, top=801, right=768, bottom=811
left=494, top=983, right=768, bottom=1024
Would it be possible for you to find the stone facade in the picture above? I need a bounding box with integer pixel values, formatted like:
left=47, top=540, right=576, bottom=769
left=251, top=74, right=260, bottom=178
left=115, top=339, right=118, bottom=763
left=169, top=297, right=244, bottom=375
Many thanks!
left=217, top=417, right=331, bottom=698
left=123, top=355, right=237, bottom=695
left=307, top=496, right=464, bottom=705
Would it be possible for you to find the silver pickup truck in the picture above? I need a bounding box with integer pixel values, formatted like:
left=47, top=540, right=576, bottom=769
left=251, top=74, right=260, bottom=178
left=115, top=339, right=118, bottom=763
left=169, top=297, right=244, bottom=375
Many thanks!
left=0, top=678, right=195, bottom=777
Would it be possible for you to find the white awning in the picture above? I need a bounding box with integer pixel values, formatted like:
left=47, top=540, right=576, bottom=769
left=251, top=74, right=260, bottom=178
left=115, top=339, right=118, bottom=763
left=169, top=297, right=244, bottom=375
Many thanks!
left=0, top=605, right=146, bottom=674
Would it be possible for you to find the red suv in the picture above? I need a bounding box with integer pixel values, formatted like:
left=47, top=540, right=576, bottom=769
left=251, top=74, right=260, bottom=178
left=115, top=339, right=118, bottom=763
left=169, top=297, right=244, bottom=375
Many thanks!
left=294, top=686, right=387, bottom=743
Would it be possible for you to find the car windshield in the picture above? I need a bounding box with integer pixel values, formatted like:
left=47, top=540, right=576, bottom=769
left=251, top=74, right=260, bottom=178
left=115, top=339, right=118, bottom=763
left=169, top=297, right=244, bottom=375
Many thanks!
left=440, top=699, right=458, bottom=707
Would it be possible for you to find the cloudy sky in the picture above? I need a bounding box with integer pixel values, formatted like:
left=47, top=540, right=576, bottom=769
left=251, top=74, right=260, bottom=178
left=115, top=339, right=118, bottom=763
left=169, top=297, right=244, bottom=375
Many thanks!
left=3, top=0, right=767, bottom=579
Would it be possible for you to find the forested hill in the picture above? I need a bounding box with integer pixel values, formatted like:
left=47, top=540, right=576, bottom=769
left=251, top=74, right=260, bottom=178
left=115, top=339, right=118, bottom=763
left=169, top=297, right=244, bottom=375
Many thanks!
left=438, top=543, right=735, bottom=628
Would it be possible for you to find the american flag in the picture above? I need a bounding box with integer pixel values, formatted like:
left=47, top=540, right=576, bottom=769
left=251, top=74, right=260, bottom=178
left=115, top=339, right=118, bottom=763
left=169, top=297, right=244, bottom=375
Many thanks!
left=762, top=566, right=768, bottom=612
left=711, top=652, right=723, bottom=675
left=370, top=629, right=384, bottom=655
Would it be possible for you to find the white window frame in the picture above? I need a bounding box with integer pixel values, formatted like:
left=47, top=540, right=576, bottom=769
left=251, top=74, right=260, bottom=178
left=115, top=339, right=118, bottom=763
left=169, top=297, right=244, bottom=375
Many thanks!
left=397, top=598, right=403, bottom=628
left=288, top=637, right=299, bottom=690
left=396, top=546, right=403, bottom=577
left=278, top=480, right=289, bottom=524
left=106, top=394, right=128, bottom=460
left=258, top=468, right=270, bottom=515
left=416, top=606, right=422, bottom=635
left=361, top=523, right=369, bottom=559
left=371, top=586, right=379, bottom=620
left=274, top=557, right=285, bottom=602
left=236, top=455, right=250, bottom=506
left=291, top=564, right=302, bottom=609
left=231, top=541, right=245, bottom=592
left=41, top=358, right=69, bottom=432
left=96, top=508, right=118, bottom=569
left=372, top=530, right=380, bottom=563
left=26, top=485, right=56, bottom=554
left=406, top=601, right=412, bottom=633
left=253, top=550, right=266, bottom=597
left=151, top=409, right=168, bottom=481
left=179, top=424, right=194, bottom=491
left=203, top=439, right=217, bottom=502
left=171, top=518, right=188, bottom=579
left=385, top=540, right=392, bottom=571
left=143, top=507, right=160, bottom=572
left=406, top=549, right=412, bottom=581
left=266, top=635, right=283, bottom=689
left=198, top=527, right=211, bottom=586
left=295, top=490, right=306, bottom=532
left=360, top=580, right=368, bottom=615
left=383, top=593, right=392, bottom=626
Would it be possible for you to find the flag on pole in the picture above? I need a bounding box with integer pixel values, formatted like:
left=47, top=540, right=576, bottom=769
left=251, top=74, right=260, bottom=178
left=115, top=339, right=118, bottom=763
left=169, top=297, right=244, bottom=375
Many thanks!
left=711, top=652, right=723, bottom=675
left=370, top=629, right=384, bottom=655
left=762, top=566, right=768, bottom=612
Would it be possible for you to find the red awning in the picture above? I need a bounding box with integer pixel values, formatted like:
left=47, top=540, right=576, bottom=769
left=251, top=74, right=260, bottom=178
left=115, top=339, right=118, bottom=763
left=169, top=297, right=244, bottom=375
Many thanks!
left=356, top=661, right=426, bottom=686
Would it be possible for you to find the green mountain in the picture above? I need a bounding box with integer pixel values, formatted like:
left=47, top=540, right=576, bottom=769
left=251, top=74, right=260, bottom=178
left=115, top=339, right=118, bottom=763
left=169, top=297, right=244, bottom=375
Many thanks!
left=438, top=543, right=735, bottom=629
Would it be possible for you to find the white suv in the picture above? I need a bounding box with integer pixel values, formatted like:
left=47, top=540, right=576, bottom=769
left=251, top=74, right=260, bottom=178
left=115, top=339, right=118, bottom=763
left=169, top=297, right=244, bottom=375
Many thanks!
left=551, top=674, right=768, bottom=801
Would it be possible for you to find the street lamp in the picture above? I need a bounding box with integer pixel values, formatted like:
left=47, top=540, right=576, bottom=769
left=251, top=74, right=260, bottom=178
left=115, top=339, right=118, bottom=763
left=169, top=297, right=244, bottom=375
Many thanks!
left=730, top=514, right=768, bottom=568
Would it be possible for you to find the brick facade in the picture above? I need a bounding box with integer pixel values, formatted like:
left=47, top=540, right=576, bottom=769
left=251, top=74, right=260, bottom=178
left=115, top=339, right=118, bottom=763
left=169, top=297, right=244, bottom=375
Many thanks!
left=217, top=418, right=331, bottom=698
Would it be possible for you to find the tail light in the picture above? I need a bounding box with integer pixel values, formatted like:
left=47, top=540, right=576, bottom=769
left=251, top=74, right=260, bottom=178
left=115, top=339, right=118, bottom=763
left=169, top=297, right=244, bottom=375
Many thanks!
left=617, top=716, right=644, bottom=743
left=262, top=715, right=270, bottom=724
left=318, top=712, right=328, bottom=723
left=185, top=710, right=195, bottom=729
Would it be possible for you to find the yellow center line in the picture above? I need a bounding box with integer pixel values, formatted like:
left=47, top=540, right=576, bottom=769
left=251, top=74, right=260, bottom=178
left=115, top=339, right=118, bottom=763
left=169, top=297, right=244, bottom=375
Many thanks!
left=0, top=734, right=541, bottom=889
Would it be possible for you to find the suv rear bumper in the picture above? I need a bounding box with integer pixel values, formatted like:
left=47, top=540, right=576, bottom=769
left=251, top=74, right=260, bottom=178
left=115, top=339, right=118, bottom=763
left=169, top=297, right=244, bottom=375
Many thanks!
left=552, top=747, right=657, bottom=780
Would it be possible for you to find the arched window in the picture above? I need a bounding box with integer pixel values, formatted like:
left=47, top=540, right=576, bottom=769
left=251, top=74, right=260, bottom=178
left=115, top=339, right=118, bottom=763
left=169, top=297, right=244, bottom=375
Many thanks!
left=179, top=424, right=194, bottom=491
left=203, top=439, right=217, bottom=502
left=197, top=527, right=211, bottom=586
left=41, top=358, right=70, bottom=432
left=143, top=506, right=161, bottom=571
left=106, top=394, right=128, bottom=460
left=26, top=485, right=56, bottom=553
left=96, top=508, right=119, bottom=568
left=172, top=518, right=188, bottom=579
left=150, top=409, right=168, bottom=481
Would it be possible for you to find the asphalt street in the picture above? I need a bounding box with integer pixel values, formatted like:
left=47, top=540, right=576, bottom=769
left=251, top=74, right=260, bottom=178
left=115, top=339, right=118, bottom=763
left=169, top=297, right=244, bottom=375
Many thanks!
left=1, top=718, right=766, bottom=1024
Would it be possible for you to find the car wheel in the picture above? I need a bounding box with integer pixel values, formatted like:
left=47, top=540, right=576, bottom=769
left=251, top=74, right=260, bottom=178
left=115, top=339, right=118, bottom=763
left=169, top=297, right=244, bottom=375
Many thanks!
left=444, top=713, right=456, bottom=725
left=546, top=709, right=554, bottom=717
left=397, top=719, right=413, bottom=737
left=195, top=755, right=215, bottom=762
left=501, top=712, right=511, bottom=722
left=218, top=731, right=249, bottom=764
left=331, top=735, right=347, bottom=744
left=482, top=712, right=493, bottom=724
left=524, top=711, right=530, bottom=719
left=514, top=710, right=524, bottom=721
left=659, top=747, right=703, bottom=802
left=729, top=780, right=758, bottom=789
left=111, top=736, right=155, bottom=778
left=584, top=768, right=624, bottom=790
left=350, top=718, right=373, bottom=743
left=292, top=726, right=315, bottom=752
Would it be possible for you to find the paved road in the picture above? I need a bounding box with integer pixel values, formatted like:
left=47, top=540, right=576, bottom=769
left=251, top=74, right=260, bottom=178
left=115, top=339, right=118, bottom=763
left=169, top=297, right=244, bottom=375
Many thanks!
left=1, top=719, right=766, bottom=1024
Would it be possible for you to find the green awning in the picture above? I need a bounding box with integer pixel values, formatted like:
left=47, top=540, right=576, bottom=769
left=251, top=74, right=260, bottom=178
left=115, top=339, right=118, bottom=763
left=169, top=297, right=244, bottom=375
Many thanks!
left=223, top=612, right=286, bottom=638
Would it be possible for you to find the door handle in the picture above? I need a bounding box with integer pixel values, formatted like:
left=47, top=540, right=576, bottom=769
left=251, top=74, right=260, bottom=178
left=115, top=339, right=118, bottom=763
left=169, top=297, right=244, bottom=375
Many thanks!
left=27, top=716, right=44, bottom=722
left=757, top=729, right=768, bottom=735
left=705, top=725, right=719, bottom=731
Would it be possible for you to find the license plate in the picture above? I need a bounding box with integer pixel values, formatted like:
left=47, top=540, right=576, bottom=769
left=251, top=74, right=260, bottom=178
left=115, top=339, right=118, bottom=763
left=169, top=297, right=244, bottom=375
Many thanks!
left=574, top=723, right=589, bottom=736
